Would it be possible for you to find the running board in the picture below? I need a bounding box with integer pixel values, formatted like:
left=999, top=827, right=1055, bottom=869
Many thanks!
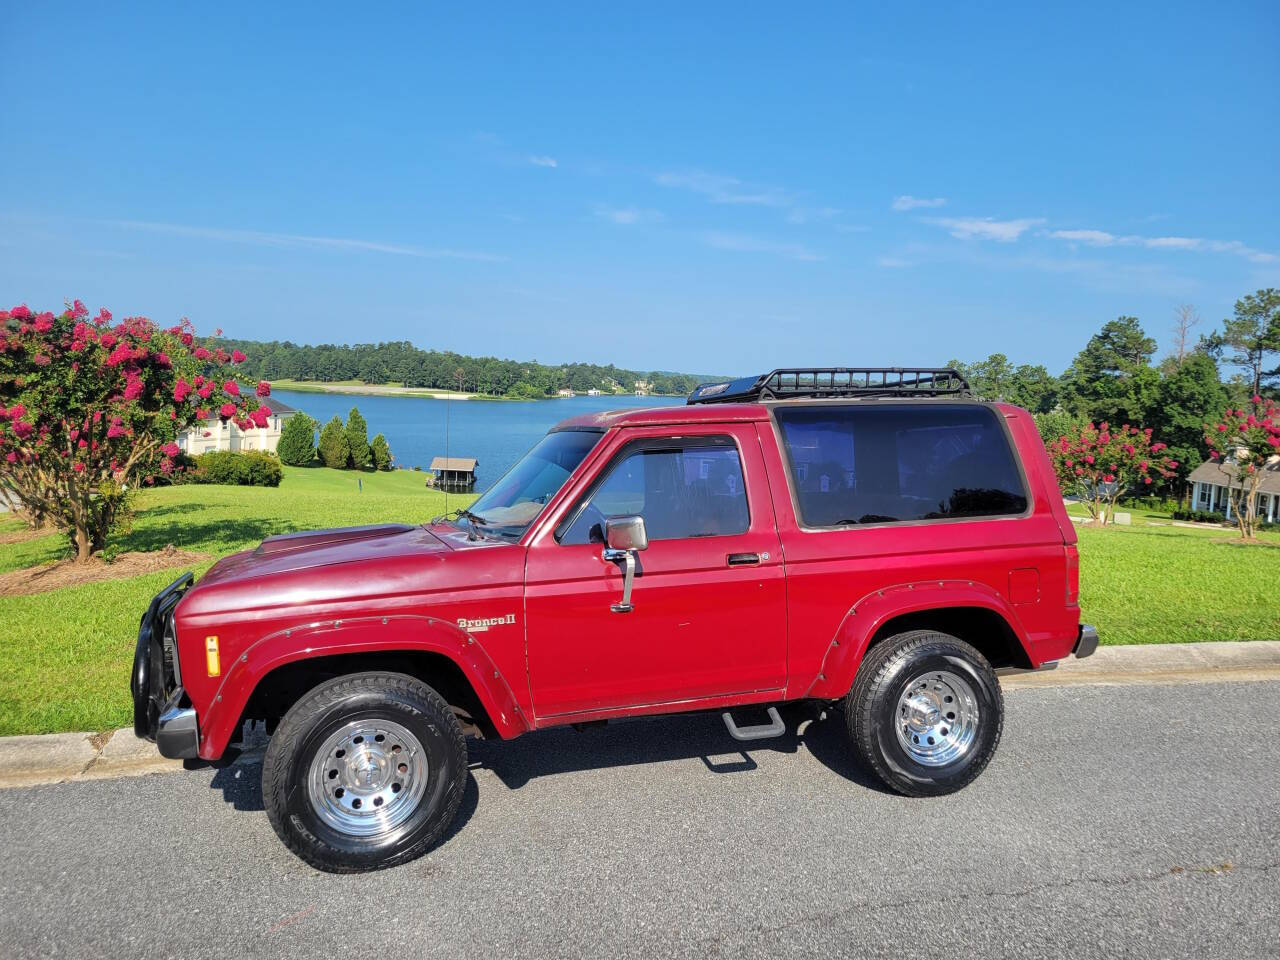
left=721, top=707, right=785, bottom=742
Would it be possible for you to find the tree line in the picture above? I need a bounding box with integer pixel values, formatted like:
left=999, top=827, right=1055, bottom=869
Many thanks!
left=212, top=337, right=716, bottom=399
left=278, top=406, right=394, bottom=471
left=949, top=288, right=1279, bottom=493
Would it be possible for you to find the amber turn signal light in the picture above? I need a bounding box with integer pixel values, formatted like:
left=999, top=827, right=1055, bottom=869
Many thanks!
left=205, top=636, right=221, bottom=677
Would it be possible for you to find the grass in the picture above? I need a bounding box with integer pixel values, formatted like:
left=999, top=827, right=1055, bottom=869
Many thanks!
left=1, top=474, right=1277, bottom=736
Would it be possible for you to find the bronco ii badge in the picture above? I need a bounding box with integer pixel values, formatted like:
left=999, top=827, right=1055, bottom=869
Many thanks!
left=457, top=613, right=516, bottom=633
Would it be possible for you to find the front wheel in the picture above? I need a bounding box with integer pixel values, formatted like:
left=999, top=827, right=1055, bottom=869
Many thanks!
left=845, top=630, right=1003, bottom=796
left=263, top=671, right=467, bottom=872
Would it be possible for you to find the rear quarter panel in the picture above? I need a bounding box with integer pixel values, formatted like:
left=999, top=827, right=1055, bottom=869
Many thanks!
left=756, top=404, right=1079, bottom=698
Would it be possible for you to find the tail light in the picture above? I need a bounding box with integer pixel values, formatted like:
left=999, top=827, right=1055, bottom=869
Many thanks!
left=1064, top=545, right=1079, bottom=605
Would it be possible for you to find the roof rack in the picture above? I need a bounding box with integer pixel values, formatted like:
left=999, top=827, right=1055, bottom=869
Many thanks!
left=686, top=367, right=971, bottom=405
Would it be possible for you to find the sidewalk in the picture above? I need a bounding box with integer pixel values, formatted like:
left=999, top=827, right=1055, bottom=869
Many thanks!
left=3, top=641, right=1279, bottom=789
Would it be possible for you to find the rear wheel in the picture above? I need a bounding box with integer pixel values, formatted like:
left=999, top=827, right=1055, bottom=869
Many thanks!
left=263, top=671, right=467, bottom=872
left=845, top=630, right=1002, bottom=796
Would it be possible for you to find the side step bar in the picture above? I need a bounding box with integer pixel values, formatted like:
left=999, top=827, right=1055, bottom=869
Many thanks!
left=722, top=707, right=785, bottom=742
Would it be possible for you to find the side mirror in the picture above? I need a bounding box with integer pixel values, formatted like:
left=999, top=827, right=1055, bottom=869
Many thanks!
left=602, top=515, right=647, bottom=613
left=605, top=515, right=648, bottom=553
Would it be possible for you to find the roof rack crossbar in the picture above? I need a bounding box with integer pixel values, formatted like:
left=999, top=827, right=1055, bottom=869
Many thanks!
left=687, top=367, right=971, bottom=405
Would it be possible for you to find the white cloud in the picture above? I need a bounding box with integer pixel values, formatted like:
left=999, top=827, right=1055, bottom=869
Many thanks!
left=701, top=231, right=824, bottom=261
left=110, top=220, right=506, bottom=261
left=655, top=170, right=795, bottom=208
left=528, top=155, right=558, bottom=168
left=924, top=216, right=1045, bottom=242
left=892, top=195, right=947, bottom=211
left=1048, top=227, right=1277, bottom=263
left=594, top=205, right=664, bottom=226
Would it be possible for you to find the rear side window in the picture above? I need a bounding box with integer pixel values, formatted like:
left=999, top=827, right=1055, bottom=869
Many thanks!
left=774, top=404, right=1027, bottom=527
left=560, top=439, right=749, bottom=544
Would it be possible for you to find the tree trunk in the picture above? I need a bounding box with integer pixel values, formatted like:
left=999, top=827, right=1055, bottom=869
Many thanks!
left=72, top=524, right=94, bottom=563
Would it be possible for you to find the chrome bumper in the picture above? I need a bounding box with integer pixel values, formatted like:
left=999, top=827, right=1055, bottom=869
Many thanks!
left=156, top=705, right=200, bottom=759
left=1073, top=624, right=1099, bottom=659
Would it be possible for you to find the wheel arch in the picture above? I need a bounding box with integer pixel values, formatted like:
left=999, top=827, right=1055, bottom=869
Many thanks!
left=197, top=615, right=530, bottom=760
left=803, top=580, right=1034, bottom=700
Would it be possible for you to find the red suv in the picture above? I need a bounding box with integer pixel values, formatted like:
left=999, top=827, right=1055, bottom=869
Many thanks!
left=132, top=368, right=1096, bottom=871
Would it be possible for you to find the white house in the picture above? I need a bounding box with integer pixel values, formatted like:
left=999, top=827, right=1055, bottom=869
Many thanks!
left=177, top=396, right=298, bottom=456
left=1187, top=456, right=1280, bottom=523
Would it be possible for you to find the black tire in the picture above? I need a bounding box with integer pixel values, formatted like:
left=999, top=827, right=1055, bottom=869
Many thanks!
left=845, top=630, right=1003, bottom=797
left=263, top=671, right=467, bottom=872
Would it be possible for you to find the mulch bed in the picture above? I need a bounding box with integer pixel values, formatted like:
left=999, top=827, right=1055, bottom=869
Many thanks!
left=0, top=546, right=210, bottom=597
left=0, top=526, right=56, bottom=546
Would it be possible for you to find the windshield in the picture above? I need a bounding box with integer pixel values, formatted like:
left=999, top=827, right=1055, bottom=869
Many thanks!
left=463, top=430, right=603, bottom=539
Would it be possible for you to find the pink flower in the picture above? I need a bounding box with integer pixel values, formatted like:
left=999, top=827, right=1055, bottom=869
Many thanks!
left=180, top=332, right=193, bottom=346
left=12, top=421, right=34, bottom=438
left=72, top=462, right=85, bottom=473
left=256, top=380, right=270, bottom=397
left=1217, top=424, right=1227, bottom=432
left=1168, top=461, right=1177, bottom=468
left=193, top=347, right=210, bottom=360
left=154, top=352, right=171, bottom=368
left=223, top=380, right=240, bottom=397
left=123, top=377, right=144, bottom=401
left=32, top=314, right=54, bottom=334
left=1103, top=473, right=1115, bottom=484
left=1253, top=394, right=1263, bottom=405
left=99, top=332, right=117, bottom=349
left=105, top=343, right=134, bottom=367
left=1084, top=455, right=1095, bottom=465
left=219, top=402, right=236, bottom=419
left=106, top=423, right=128, bottom=439
left=1143, top=477, right=1152, bottom=485
left=10, top=304, right=31, bottom=319
left=195, top=408, right=210, bottom=420
left=197, top=383, right=214, bottom=399
left=250, top=405, right=270, bottom=428
left=173, top=378, right=192, bottom=403
left=8, top=403, right=26, bottom=421
left=1074, top=467, right=1084, bottom=476
left=231, top=349, right=247, bottom=364
left=77, top=439, right=87, bottom=449
left=72, top=300, right=88, bottom=318
left=161, top=442, right=180, bottom=458
left=4, top=452, right=15, bottom=464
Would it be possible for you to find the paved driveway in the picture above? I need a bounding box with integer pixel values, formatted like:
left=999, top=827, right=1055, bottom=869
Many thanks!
left=2, top=681, right=1277, bottom=959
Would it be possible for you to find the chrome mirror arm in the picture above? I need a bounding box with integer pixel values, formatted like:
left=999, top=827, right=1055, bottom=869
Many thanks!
left=603, top=547, right=636, bottom=613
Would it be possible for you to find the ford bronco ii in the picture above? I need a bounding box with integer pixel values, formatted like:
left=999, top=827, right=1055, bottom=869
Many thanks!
left=132, top=367, right=1096, bottom=872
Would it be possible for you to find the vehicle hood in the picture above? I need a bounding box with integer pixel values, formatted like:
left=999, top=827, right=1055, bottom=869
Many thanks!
left=196, top=524, right=451, bottom=587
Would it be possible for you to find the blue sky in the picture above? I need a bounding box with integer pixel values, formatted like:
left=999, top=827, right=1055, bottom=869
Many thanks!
left=2, top=2, right=1277, bottom=376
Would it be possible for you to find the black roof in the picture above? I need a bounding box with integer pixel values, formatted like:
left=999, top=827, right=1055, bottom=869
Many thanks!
left=687, top=367, right=972, bottom=405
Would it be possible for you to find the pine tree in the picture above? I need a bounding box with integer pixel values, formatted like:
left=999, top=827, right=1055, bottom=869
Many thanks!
left=318, top=416, right=350, bottom=469
left=370, top=433, right=393, bottom=471
left=276, top=413, right=317, bottom=466
left=344, top=406, right=370, bottom=470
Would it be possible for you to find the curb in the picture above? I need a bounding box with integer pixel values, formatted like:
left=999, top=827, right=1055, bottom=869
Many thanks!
left=3, top=641, right=1279, bottom=789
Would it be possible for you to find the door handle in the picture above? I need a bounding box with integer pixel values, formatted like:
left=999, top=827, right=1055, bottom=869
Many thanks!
left=726, top=552, right=761, bottom=566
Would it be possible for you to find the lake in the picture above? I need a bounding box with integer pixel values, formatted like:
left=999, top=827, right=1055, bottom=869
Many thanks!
left=272, top=390, right=686, bottom=488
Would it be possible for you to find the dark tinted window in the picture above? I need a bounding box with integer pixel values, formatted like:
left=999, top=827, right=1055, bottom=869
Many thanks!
left=775, top=404, right=1027, bottom=526
left=561, top=440, right=749, bottom=544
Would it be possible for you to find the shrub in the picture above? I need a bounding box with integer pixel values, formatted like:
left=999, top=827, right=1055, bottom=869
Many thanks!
left=1171, top=509, right=1227, bottom=524
left=344, top=406, right=370, bottom=469
left=184, top=450, right=282, bottom=487
left=277, top=412, right=317, bottom=466
left=1203, top=398, right=1280, bottom=539
left=1048, top=421, right=1177, bottom=524
left=370, top=433, right=393, bottom=471
left=0, top=301, right=264, bottom=560
left=317, top=416, right=349, bottom=468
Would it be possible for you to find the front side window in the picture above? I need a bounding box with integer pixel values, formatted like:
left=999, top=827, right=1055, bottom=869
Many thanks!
left=775, top=404, right=1027, bottom=527
left=560, top=439, right=749, bottom=545
left=466, top=429, right=603, bottom=539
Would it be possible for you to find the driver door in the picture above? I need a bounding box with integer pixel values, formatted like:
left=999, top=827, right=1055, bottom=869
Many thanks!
left=523, top=424, right=787, bottom=721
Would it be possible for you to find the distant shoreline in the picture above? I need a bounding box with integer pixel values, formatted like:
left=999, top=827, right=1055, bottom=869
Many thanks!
left=268, top=379, right=682, bottom=401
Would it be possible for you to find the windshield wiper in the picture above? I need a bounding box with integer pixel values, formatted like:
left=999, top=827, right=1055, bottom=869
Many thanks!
left=431, top=507, right=492, bottom=541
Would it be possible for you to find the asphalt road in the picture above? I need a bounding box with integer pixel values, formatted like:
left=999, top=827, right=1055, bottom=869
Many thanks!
left=2, top=681, right=1277, bottom=960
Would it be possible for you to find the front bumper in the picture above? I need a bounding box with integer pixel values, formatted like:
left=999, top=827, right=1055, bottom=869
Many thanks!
left=131, top=572, right=200, bottom=759
left=1073, top=623, right=1099, bottom=659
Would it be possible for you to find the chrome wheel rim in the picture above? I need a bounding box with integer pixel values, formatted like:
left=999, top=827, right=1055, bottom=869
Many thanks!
left=894, top=669, right=979, bottom=767
left=307, top=719, right=428, bottom=838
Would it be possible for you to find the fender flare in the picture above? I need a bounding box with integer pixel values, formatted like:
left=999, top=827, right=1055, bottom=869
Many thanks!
left=196, top=614, right=530, bottom=760
left=801, top=579, right=1032, bottom=700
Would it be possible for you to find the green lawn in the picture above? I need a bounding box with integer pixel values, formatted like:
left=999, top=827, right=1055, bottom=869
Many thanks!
left=1, top=474, right=1277, bottom=736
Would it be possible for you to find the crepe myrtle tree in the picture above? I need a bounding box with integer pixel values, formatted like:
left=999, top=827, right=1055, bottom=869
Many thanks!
left=1204, top=398, right=1280, bottom=540
left=0, top=301, right=268, bottom=561
left=1049, top=421, right=1177, bottom=525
